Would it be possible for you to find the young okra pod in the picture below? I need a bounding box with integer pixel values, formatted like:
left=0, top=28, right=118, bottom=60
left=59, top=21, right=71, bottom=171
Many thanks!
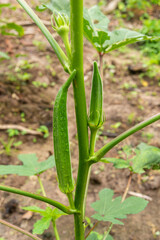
left=53, top=70, right=76, bottom=194
left=88, top=61, right=103, bottom=130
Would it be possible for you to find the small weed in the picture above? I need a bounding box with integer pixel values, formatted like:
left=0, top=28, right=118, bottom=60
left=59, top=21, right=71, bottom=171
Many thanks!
left=37, top=125, right=49, bottom=138
left=32, top=40, right=46, bottom=51
left=128, top=112, right=135, bottom=124
left=20, top=112, right=26, bottom=122
left=32, top=81, right=48, bottom=88
left=141, top=132, right=154, bottom=143
left=0, top=138, right=22, bottom=156
left=110, top=122, right=121, bottom=129
left=7, top=129, right=19, bottom=137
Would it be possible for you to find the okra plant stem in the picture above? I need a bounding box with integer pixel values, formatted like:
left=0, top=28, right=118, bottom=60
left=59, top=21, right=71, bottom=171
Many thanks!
left=70, top=0, right=89, bottom=238
left=0, top=185, right=77, bottom=215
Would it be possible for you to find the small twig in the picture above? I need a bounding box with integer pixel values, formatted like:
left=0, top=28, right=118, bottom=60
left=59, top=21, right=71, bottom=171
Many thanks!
left=85, top=221, right=99, bottom=239
left=0, top=219, right=42, bottom=240
left=17, top=20, right=51, bottom=26
left=104, top=0, right=121, bottom=14
left=0, top=124, right=42, bottom=136
left=128, top=191, right=152, bottom=201
left=104, top=172, right=133, bottom=238
left=122, top=172, right=133, bottom=202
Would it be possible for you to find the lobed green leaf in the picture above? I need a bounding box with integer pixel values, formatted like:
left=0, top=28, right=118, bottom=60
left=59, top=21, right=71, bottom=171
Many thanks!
left=101, top=158, right=131, bottom=169
left=91, top=188, right=148, bottom=225
left=0, top=51, right=10, bottom=60
left=1, top=23, right=24, bottom=37
left=86, top=231, right=113, bottom=240
left=33, top=216, right=52, bottom=234
left=0, top=154, right=55, bottom=176
left=132, top=143, right=160, bottom=173
left=22, top=205, right=66, bottom=234
left=39, top=2, right=160, bottom=53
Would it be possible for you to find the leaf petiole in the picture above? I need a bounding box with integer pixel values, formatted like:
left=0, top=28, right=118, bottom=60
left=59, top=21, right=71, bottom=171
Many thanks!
left=0, top=185, right=78, bottom=214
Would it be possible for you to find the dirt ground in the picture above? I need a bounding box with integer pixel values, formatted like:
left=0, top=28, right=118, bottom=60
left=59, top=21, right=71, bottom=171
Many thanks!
left=0, top=1, right=160, bottom=239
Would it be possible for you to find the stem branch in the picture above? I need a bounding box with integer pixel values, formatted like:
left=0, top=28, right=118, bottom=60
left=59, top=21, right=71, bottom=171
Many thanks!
left=0, top=185, right=77, bottom=215
left=121, top=172, right=133, bottom=202
left=94, top=113, right=160, bottom=161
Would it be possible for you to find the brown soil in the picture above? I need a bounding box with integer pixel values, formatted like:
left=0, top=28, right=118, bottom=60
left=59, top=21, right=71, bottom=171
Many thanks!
left=0, top=1, right=160, bottom=240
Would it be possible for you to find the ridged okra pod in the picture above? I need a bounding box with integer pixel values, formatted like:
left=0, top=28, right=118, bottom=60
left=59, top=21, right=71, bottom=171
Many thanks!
left=53, top=70, right=76, bottom=194
left=88, top=62, right=103, bottom=130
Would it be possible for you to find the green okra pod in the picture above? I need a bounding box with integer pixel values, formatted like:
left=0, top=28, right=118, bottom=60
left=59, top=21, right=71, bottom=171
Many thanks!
left=53, top=70, right=76, bottom=194
left=88, top=61, right=103, bottom=130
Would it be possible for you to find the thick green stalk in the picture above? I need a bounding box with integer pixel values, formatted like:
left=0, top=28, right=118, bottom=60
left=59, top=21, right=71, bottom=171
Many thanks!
left=93, top=113, right=160, bottom=161
left=70, top=0, right=89, bottom=239
left=16, top=0, right=69, bottom=72
left=0, top=185, right=77, bottom=215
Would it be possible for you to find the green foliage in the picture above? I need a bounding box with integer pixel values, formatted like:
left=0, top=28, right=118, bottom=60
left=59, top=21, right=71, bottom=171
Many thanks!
left=22, top=206, right=66, bottom=234
left=37, top=125, right=49, bottom=138
left=102, top=143, right=160, bottom=173
left=0, top=4, right=24, bottom=37
left=101, top=157, right=131, bottom=169
left=32, top=81, right=48, bottom=88
left=110, top=122, right=121, bottom=129
left=132, top=143, right=160, bottom=173
left=126, top=0, right=151, bottom=10
left=117, top=0, right=160, bottom=19
left=0, top=23, right=24, bottom=37
left=84, top=7, right=159, bottom=53
left=91, top=188, right=148, bottom=225
left=0, top=51, right=10, bottom=60
left=0, top=138, right=22, bottom=156
left=86, top=232, right=113, bottom=240
left=7, top=129, right=20, bottom=137
left=39, top=2, right=160, bottom=54
left=32, top=40, right=46, bottom=51
left=38, top=0, right=70, bottom=15
left=0, top=154, right=55, bottom=176
left=83, top=6, right=110, bottom=52
left=140, top=18, right=160, bottom=64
